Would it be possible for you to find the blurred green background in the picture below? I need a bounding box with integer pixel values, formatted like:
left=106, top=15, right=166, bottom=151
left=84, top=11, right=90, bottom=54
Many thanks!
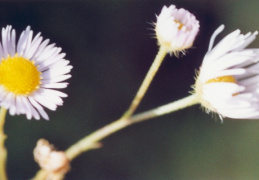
left=1, top=0, right=259, bottom=179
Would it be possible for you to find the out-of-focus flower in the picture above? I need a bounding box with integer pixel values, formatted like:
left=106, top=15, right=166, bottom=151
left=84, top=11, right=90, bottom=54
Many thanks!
left=194, top=25, right=259, bottom=119
left=34, top=139, right=70, bottom=173
left=155, top=5, right=199, bottom=54
left=0, top=25, right=72, bottom=120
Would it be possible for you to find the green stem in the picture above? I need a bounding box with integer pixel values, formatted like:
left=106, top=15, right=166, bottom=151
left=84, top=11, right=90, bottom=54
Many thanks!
left=33, top=170, right=47, bottom=180
left=33, top=94, right=199, bottom=180
left=65, top=94, right=199, bottom=161
left=0, top=107, right=7, bottom=180
left=123, top=46, right=168, bottom=118
left=131, top=94, right=199, bottom=123
left=65, top=118, right=130, bottom=160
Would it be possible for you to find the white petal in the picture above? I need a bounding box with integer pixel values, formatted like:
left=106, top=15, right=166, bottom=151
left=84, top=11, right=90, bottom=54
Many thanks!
left=42, top=66, right=72, bottom=78
left=25, top=32, right=43, bottom=59
left=17, top=26, right=31, bottom=56
left=31, top=93, right=57, bottom=111
left=37, top=53, right=66, bottom=71
left=29, top=97, right=49, bottom=120
left=32, top=39, right=50, bottom=59
left=40, top=89, right=67, bottom=98
left=42, top=75, right=71, bottom=83
left=41, top=83, right=69, bottom=89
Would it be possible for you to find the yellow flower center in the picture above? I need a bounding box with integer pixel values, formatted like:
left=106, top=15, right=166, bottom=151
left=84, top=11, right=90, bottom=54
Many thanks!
left=205, top=76, right=237, bottom=84
left=174, top=20, right=185, bottom=30
left=0, top=55, right=41, bottom=95
left=206, top=75, right=238, bottom=97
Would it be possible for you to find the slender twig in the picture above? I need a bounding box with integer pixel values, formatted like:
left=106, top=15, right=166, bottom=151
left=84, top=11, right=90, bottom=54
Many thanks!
left=33, top=94, right=199, bottom=180
left=123, top=46, right=168, bottom=118
left=131, top=94, right=199, bottom=123
left=0, top=107, right=7, bottom=180
left=65, top=94, right=199, bottom=161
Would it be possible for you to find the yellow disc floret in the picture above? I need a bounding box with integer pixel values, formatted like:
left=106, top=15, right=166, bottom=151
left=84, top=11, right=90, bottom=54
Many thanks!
left=205, top=76, right=237, bottom=84
left=0, top=55, right=41, bottom=95
left=206, top=75, right=238, bottom=97
left=174, top=20, right=185, bottom=30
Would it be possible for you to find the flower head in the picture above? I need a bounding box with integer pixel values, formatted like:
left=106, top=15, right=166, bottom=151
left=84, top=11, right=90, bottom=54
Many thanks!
left=194, top=25, right=259, bottom=119
left=0, top=25, right=72, bottom=120
left=155, top=5, right=199, bottom=54
left=34, top=139, right=70, bottom=174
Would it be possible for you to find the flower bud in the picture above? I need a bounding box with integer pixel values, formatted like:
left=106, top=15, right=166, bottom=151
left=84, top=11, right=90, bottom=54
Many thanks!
left=155, top=5, right=199, bottom=53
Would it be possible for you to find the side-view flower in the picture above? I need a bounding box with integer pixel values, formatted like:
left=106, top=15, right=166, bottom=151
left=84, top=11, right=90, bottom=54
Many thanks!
left=194, top=25, right=259, bottom=119
left=155, top=5, right=200, bottom=54
left=0, top=25, right=72, bottom=120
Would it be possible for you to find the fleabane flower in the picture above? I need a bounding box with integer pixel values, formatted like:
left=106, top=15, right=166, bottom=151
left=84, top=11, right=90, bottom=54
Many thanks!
left=194, top=25, right=259, bottom=119
left=0, top=25, right=72, bottom=120
left=155, top=5, right=199, bottom=54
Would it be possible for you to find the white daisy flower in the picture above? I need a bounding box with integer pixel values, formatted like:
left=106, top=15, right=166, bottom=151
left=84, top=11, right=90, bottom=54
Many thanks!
left=194, top=25, right=259, bottom=119
left=0, top=25, right=72, bottom=120
left=155, top=5, right=199, bottom=53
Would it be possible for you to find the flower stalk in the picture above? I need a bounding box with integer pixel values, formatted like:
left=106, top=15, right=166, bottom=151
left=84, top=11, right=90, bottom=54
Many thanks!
left=0, top=107, right=7, bottom=180
left=33, top=93, right=199, bottom=180
left=123, top=46, right=167, bottom=118
left=131, top=94, right=199, bottom=123
left=68, top=94, right=199, bottom=163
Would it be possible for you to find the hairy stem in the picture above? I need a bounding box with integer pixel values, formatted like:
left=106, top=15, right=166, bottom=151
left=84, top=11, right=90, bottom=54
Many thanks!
left=33, top=94, right=199, bottom=180
left=0, top=107, right=7, bottom=180
left=65, top=94, right=199, bottom=160
left=123, top=46, right=168, bottom=118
